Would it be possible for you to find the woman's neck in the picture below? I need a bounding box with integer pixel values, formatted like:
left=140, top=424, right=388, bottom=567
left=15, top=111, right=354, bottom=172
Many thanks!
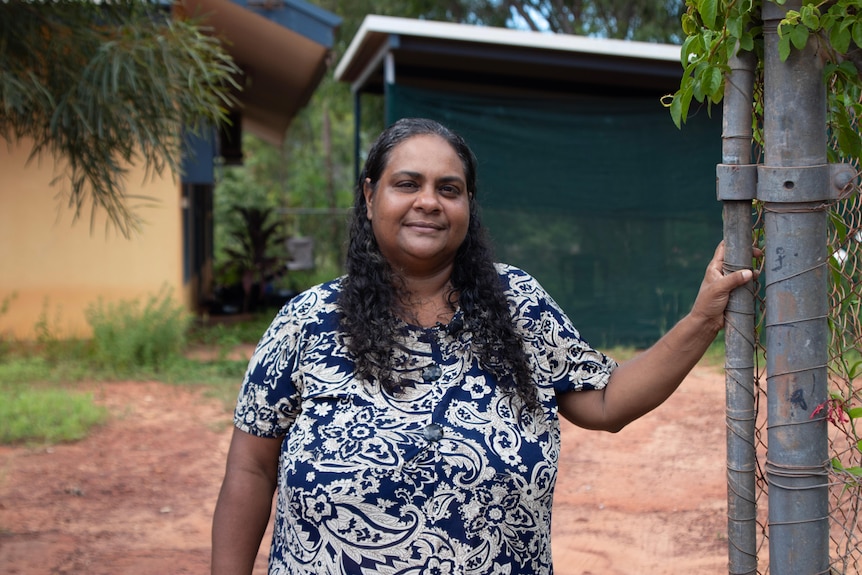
left=397, top=268, right=457, bottom=328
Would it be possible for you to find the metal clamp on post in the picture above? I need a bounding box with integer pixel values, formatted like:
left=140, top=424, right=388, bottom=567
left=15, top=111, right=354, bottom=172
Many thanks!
left=756, top=163, right=857, bottom=203
left=717, top=163, right=758, bottom=201
left=831, top=163, right=858, bottom=199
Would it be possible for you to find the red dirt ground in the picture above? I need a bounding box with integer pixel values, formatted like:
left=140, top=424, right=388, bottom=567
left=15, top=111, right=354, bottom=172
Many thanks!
left=0, top=357, right=732, bottom=575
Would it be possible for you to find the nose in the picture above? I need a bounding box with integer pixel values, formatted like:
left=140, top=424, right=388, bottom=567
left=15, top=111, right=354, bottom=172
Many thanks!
left=413, top=185, right=441, bottom=211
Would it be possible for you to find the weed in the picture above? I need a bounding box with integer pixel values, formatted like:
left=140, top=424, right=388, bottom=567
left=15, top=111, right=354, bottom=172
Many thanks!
left=0, top=291, right=18, bottom=359
left=86, top=286, right=190, bottom=377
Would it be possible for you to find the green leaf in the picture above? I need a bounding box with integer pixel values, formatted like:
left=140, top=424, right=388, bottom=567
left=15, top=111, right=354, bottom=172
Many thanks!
left=790, top=24, right=810, bottom=50
left=800, top=5, right=820, bottom=30
left=670, top=80, right=695, bottom=128
left=831, top=24, right=852, bottom=55
left=782, top=10, right=802, bottom=28
left=837, top=122, right=862, bottom=159
left=832, top=458, right=862, bottom=477
left=779, top=33, right=792, bottom=61
left=682, top=12, right=698, bottom=36
left=847, top=407, right=862, bottom=420
left=727, top=15, right=743, bottom=39
left=670, top=93, right=683, bottom=128
left=681, top=33, right=705, bottom=67
left=702, top=65, right=723, bottom=98
left=837, top=59, right=858, bottom=79
left=739, top=31, right=755, bottom=52
left=699, top=0, right=718, bottom=30
left=692, top=75, right=706, bottom=102
left=853, top=20, right=862, bottom=50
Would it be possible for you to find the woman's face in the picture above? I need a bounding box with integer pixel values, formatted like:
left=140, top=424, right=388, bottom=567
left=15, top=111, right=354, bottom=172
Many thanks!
left=364, top=134, right=471, bottom=277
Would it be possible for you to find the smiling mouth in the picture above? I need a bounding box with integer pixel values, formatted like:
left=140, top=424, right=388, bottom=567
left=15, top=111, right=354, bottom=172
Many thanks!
left=405, top=221, right=444, bottom=230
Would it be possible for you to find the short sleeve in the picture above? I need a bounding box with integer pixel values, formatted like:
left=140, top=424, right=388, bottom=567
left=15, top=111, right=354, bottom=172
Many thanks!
left=233, top=299, right=305, bottom=438
left=499, top=265, right=617, bottom=394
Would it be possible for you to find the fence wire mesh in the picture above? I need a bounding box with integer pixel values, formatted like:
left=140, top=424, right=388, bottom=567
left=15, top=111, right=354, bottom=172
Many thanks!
left=750, top=167, right=862, bottom=574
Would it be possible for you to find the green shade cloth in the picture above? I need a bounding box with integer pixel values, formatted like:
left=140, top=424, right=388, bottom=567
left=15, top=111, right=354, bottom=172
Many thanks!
left=389, top=84, right=724, bottom=347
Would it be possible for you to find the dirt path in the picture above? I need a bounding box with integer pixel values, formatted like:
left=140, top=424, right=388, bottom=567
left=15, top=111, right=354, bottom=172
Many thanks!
left=0, top=365, right=730, bottom=574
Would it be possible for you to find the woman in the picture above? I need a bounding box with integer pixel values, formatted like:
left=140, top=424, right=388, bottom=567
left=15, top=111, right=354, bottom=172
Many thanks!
left=212, top=118, right=754, bottom=575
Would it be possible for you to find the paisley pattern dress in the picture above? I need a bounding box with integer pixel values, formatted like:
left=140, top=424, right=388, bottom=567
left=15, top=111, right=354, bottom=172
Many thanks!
left=235, top=264, right=616, bottom=575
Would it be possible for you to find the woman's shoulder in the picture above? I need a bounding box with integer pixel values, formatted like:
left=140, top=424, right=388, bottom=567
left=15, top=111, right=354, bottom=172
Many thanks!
left=287, top=275, right=343, bottom=303
left=269, top=276, right=344, bottom=326
left=493, top=263, right=543, bottom=291
left=493, top=263, right=566, bottom=314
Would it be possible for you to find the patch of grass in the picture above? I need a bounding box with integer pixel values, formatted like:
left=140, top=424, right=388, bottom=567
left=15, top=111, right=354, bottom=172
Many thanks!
left=0, top=354, right=94, bottom=384
left=0, top=356, right=55, bottom=383
left=163, top=357, right=249, bottom=385
left=0, top=297, right=270, bottom=445
left=0, top=383, right=108, bottom=444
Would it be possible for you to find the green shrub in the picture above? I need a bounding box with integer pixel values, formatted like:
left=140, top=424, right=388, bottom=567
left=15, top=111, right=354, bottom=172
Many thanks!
left=86, top=287, right=190, bottom=376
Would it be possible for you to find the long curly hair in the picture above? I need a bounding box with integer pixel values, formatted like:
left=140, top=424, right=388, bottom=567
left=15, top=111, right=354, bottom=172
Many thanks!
left=338, top=118, right=539, bottom=413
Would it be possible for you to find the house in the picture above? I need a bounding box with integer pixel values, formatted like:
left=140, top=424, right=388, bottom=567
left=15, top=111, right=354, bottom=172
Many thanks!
left=335, top=16, right=723, bottom=346
left=0, top=0, right=340, bottom=340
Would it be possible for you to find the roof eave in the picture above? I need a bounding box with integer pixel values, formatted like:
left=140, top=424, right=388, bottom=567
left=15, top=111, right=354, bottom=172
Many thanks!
left=180, top=0, right=341, bottom=145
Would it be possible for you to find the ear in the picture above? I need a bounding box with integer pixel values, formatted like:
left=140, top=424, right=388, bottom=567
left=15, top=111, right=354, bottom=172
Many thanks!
left=363, top=178, right=374, bottom=220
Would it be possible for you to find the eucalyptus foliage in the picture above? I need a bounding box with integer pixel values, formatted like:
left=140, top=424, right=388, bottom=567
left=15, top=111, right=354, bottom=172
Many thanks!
left=505, top=0, right=687, bottom=41
left=322, top=0, right=686, bottom=41
left=0, top=1, right=240, bottom=236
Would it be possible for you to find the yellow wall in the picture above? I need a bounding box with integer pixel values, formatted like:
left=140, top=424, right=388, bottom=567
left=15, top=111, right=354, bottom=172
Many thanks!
left=0, top=139, right=187, bottom=340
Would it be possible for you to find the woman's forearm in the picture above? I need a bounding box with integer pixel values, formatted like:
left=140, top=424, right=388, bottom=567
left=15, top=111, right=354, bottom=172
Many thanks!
left=212, top=429, right=282, bottom=575
left=211, top=469, right=275, bottom=574
left=603, top=310, right=721, bottom=428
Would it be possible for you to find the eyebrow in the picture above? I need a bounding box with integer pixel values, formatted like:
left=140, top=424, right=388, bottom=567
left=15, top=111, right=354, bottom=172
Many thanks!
left=392, top=171, right=465, bottom=186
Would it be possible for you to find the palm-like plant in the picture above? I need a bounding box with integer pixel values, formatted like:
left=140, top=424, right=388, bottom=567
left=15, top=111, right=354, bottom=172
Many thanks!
left=221, top=206, right=289, bottom=312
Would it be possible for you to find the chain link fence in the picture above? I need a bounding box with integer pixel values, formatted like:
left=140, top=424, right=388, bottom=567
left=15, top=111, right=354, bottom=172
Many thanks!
left=749, top=166, right=862, bottom=573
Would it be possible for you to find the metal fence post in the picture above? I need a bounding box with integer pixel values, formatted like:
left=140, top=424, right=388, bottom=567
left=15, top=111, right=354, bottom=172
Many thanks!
left=717, top=45, right=758, bottom=575
left=761, top=2, right=831, bottom=572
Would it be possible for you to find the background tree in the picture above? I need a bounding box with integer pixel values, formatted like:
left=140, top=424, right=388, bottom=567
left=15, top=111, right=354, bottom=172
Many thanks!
left=0, top=1, right=239, bottom=236
left=505, top=0, right=686, bottom=41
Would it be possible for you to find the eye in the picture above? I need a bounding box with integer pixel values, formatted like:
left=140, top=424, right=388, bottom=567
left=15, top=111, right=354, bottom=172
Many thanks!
left=396, top=180, right=419, bottom=191
left=439, top=184, right=462, bottom=197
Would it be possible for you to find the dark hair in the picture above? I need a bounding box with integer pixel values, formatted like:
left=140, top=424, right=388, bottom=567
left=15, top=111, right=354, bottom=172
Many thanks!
left=338, top=117, right=538, bottom=413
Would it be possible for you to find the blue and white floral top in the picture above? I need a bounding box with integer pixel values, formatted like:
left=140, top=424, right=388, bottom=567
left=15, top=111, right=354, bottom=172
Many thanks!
left=235, top=264, right=616, bottom=575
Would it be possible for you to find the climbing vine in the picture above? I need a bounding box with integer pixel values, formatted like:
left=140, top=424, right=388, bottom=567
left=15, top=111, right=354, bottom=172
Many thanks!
left=669, top=0, right=862, bottom=164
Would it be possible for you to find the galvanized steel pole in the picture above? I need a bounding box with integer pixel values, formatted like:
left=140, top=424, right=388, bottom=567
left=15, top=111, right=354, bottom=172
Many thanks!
left=761, top=2, right=831, bottom=572
left=717, top=46, right=758, bottom=575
